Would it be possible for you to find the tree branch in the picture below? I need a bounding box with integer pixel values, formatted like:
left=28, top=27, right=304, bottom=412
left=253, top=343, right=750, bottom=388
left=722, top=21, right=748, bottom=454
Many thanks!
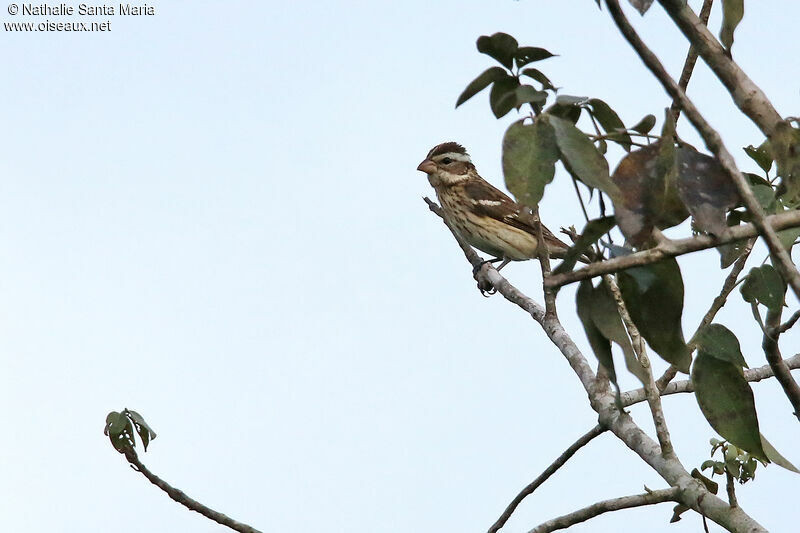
left=488, top=425, right=607, bottom=533
left=527, top=487, right=680, bottom=533
left=657, top=0, right=783, bottom=136
left=123, top=449, right=262, bottom=533
left=603, top=275, right=674, bottom=457
left=669, top=0, right=714, bottom=124
left=426, top=197, right=767, bottom=532
left=544, top=210, right=800, bottom=288
left=603, top=0, right=800, bottom=304
left=621, top=353, right=800, bottom=407
left=763, top=308, right=800, bottom=421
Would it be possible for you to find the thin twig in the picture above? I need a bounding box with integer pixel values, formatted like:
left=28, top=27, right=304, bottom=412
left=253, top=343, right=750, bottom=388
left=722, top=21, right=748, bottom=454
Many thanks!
left=545, top=209, right=800, bottom=288
left=763, top=307, right=800, bottom=421
left=725, top=470, right=739, bottom=508
left=669, top=0, right=714, bottom=124
left=527, top=487, right=681, bottom=533
left=603, top=275, right=674, bottom=456
left=487, top=425, right=607, bottom=533
left=605, top=0, right=800, bottom=305
left=777, top=309, right=800, bottom=335
left=123, top=449, right=262, bottom=533
left=622, top=353, right=800, bottom=407
left=533, top=207, right=558, bottom=317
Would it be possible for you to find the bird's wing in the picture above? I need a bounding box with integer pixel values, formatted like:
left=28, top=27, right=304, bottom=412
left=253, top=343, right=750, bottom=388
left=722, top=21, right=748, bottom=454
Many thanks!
left=462, top=181, right=570, bottom=252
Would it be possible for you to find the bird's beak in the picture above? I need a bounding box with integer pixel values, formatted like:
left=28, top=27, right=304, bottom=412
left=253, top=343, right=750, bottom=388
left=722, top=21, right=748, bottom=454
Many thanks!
left=417, top=159, right=436, bottom=174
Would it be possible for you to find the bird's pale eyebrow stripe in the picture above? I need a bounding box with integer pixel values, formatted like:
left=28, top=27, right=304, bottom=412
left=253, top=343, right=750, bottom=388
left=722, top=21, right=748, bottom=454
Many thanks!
left=435, top=152, right=471, bottom=163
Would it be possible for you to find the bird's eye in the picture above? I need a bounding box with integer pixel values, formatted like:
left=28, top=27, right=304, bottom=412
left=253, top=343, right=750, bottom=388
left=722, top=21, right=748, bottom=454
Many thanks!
left=441, top=157, right=453, bottom=164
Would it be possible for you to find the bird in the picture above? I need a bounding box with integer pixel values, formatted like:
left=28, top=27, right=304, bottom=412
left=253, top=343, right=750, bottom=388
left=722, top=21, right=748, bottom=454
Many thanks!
left=417, top=141, right=574, bottom=271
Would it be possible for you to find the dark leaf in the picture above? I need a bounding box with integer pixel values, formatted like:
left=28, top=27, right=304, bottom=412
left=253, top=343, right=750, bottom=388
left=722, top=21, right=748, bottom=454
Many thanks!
left=628, top=0, right=655, bottom=15
left=502, top=119, right=559, bottom=207
left=691, top=468, right=719, bottom=494
left=740, top=265, right=785, bottom=311
left=588, top=98, right=632, bottom=151
left=515, top=46, right=556, bottom=68
left=618, top=258, right=691, bottom=372
left=553, top=216, right=616, bottom=275
left=546, top=115, right=618, bottom=198
left=546, top=101, right=581, bottom=124
left=456, top=67, right=510, bottom=108
left=694, top=324, right=748, bottom=368
left=744, top=142, right=773, bottom=173
left=720, top=0, right=744, bottom=51
left=577, top=280, right=617, bottom=386
left=520, top=67, right=556, bottom=91
left=476, top=32, right=518, bottom=70
left=489, top=77, right=520, bottom=119
left=611, top=143, right=688, bottom=247
left=692, top=350, right=767, bottom=461
left=125, top=409, right=157, bottom=452
left=630, top=114, right=657, bottom=134
left=717, top=212, right=746, bottom=268
left=670, top=504, right=690, bottom=523
left=676, top=148, right=740, bottom=237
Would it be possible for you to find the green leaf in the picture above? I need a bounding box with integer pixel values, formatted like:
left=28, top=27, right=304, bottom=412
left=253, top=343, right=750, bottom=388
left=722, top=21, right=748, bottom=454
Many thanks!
left=577, top=280, right=617, bottom=386
left=553, top=216, right=616, bottom=275
left=546, top=101, right=581, bottom=124
left=520, top=68, right=555, bottom=91
left=694, top=324, right=748, bottom=368
left=740, top=265, right=785, bottom=311
left=125, top=409, right=157, bottom=452
left=588, top=98, right=632, bottom=152
left=515, top=46, right=556, bottom=68
left=555, top=94, right=588, bottom=106
left=720, top=0, right=744, bottom=51
left=618, top=258, right=691, bottom=372
left=770, top=122, right=800, bottom=203
left=513, top=85, right=547, bottom=108
left=691, top=468, right=719, bottom=494
left=456, top=67, right=510, bottom=108
left=546, top=115, right=618, bottom=199
left=760, top=435, right=800, bottom=473
left=630, top=114, right=656, bottom=134
left=692, top=350, right=767, bottom=461
left=629, top=0, right=655, bottom=15
left=476, top=32, right=518, bottom=70
left=489, top=77, right=520, bottom=119
left=744, top=143, right=773, bottom=173
left=502, top=119, right=559, bottom=207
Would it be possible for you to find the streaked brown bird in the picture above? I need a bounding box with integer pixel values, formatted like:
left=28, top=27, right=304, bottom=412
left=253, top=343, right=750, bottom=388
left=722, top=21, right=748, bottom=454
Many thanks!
left=417, top=141, right=572, bottom=270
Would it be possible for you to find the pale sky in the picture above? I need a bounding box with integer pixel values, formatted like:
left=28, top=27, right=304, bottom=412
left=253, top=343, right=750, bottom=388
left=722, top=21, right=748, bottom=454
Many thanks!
left=1, top=1, right=798, bottom=532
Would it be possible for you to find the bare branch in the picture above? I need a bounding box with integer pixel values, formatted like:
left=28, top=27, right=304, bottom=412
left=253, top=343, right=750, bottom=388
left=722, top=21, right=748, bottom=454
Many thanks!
left=725, top=470, right=739, bottom=509
left=657, top=0, right=783, bottom=136
left=777, top=309, right=800, bottom=335
left=763, top=308, right=800, bottom=421
left=527, top=487, right=680, bottom=533
left=488, top=425, right=606, bottom=533
left=622, top=353, right=800, bottom=407
left=545, top=210, right=800, bottom=288
left=669, top=0, right=714, bottom=124
left=123, top=449, right=262, bottom=533
left=604, top=0, right=800, bottom=305
left=603, top=275, right=674, bottom=457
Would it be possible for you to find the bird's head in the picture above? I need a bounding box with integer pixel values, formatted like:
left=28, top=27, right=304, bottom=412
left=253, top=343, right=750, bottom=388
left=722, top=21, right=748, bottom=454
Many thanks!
left=417, top=142, right=474, bottom=185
